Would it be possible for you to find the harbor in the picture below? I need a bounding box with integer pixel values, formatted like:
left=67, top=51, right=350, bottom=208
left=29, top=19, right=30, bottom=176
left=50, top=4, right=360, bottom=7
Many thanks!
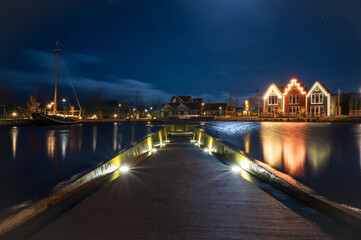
left=0, top=123, right=360, bottom=239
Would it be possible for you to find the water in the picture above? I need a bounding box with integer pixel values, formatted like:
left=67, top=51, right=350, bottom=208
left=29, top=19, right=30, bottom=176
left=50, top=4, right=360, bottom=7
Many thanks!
left=1, top=122, right=360, bottom=211
left=201, top=122, right=361, bottom=209
left=0, top=122, right=161, bottom=210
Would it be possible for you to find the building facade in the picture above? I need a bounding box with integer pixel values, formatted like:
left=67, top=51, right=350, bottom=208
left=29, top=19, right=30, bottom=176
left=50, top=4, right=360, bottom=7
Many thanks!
left=263, top=83, right=285, bottom=115
left=283, top=79, right=307, bottom=115
left=159, top=96, right=204, bottom=118
left=306, top=81, right=336, bottom=116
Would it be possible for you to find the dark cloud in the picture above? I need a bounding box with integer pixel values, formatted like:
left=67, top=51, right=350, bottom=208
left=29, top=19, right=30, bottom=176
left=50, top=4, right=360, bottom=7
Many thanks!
left=0, top=0, right=361, bottom=105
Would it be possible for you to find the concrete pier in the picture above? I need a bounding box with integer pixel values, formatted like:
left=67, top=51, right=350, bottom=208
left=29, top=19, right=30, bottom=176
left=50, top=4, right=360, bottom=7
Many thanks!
left=29, top=141, right=356, bottom=239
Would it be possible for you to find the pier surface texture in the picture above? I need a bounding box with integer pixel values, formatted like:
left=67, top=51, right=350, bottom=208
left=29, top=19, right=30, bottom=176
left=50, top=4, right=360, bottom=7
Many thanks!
left=30, top=141, right=355, bottom=239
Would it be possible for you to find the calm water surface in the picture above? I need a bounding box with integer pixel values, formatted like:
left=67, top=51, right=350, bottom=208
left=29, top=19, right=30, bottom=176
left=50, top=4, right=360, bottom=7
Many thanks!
left=202, top=122, right=361, bottom=209
left=1, top=122, right=360, bottom=211
left=0, top=122, right=160, bottom=209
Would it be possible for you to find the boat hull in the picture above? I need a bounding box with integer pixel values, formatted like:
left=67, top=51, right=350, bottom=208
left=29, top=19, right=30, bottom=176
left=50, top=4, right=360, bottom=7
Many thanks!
left=31, top=113, right=81, bottom=125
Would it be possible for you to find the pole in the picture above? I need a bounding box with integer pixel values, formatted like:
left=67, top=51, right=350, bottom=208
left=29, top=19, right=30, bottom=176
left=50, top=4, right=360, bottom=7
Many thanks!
left=53, top=40, right=59, bottom=114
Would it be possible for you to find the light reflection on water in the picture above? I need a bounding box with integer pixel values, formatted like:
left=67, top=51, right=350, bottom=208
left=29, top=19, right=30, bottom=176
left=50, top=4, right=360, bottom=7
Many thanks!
left=10, top=127, right=18, bottom=160
left=204, top=122, right=361, bottom=209
left=0, top=122, right=161, bottom=209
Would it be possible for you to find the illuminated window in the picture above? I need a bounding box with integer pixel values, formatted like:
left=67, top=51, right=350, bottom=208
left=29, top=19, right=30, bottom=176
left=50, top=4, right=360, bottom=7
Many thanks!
left=289, top=95, right=299, bottom=104
left=268, top=96, right=278, bottom=105
left=311, top=93, right=323, bottom=104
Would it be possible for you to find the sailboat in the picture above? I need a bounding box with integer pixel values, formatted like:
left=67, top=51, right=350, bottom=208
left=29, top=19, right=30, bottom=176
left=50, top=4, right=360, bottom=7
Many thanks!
left=31, top=41, right=82, bottom=125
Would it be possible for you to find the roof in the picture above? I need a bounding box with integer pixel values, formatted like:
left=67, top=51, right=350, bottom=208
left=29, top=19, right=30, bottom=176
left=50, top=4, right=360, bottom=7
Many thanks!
left=178, top=96, right=192, bottom=103
left=275, top=84, right=285, bottom=94
left=204, top=103, right=228, bottom=111
left=307, top=81, right=333, bottom=97
left=193, top=98, right=203, bottom=103
left=319, top=82, right=333, bottom=95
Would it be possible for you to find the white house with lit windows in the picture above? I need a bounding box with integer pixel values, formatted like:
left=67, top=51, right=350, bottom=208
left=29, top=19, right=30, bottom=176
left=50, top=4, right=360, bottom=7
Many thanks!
left=306, top=81, right=336, bottom=116
left=263, top=83, right=285, bottom=115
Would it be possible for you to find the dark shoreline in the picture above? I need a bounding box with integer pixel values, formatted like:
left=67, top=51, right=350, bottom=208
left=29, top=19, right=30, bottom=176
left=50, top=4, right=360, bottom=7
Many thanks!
left=0, top=116, right=360, bottom=126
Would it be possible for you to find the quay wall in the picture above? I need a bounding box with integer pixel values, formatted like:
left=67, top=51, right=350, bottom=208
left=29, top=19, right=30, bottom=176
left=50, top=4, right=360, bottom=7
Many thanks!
left=0, top=128, right=168, bottom=235
left=193, top=127, right=361, bottom=233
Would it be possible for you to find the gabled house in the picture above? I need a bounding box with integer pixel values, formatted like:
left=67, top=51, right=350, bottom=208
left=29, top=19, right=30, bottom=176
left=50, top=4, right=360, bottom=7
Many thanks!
left=263, top=83, right=285, bottom=114
left=306, top=81, right=336, bottom=116
left=159, top=96, right=204, bottom=118
left=283, top=79, right=307, bottom=115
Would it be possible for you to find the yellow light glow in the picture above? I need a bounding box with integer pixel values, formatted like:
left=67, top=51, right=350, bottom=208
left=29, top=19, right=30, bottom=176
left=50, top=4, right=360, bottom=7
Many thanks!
left=231, top=165, right=241, bottom=173
left=152, top=148, right=157, bottom=153
left=204, top=148, right=209, bottom=152
left=284, top=78, right=306, bottom=95
left=263, top=84, right=283, bottom=100
left=240, top=159, right=250, bottom=171
left=12, top=112, right=17, bottom=117
left=119, top=165, right=129, bottom=173
left=114, top=114, right=117, bottom=117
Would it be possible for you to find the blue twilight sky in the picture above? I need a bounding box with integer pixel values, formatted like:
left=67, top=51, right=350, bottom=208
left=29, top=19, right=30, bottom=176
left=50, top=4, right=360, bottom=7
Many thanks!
left=0, top=0, right=361, bottom=104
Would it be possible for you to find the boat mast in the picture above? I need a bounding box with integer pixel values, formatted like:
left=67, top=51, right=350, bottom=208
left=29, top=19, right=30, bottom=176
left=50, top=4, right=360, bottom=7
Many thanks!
left=53, top=40, right=59, bottom=114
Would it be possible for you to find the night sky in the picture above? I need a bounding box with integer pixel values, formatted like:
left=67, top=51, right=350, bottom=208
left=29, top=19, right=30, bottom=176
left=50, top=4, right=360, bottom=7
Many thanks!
left=1, top=0, right=361, bottom=104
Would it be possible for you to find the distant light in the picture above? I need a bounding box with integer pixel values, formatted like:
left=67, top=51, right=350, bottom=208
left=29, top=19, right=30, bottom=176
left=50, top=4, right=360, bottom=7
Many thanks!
left=62, top=98, right=66, bottom=102
left=145, top=109, right=148, bottom=112
left=231, top=165, right=241, bottom=173
left=118, top=104, right=121, bottom=107
left=12, top=112, right=17, bottom=117
left=114, top=114, right=117, bottom=118
left=119, top=165, right=129, bottom=173
left=51, top=102, right=54, bottom=105
left=133, top=108, right=136, bottom=111
left=204, top=148, right=209, bottom=152
left=152, top=148, right=157, bottom=153
left=150, top=107, right=153, bottom=110
left=147, top=114, right=150, bottom=117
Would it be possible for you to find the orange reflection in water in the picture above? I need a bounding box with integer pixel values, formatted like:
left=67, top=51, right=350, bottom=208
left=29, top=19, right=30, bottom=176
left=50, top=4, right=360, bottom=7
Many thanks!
left=282, top=124, right=306, bottom=177
left=261, top=123, right=307, bottom=177
left=46, top=130, right=56, bottom=158
left=261, top=123, right=283, bottom=169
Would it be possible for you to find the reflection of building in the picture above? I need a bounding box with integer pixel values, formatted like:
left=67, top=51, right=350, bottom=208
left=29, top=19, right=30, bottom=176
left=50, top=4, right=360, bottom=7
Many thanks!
left=307, top=140, right=330, bottom=175
left=306, top=81, right=336, bottom=117
left=260, top=123, right=283, bottom=168
left=263, top=84, right=284, bottom=115
left=283, top=79, right=307, bottom=115
left=282, top=124, right=306, bottom=177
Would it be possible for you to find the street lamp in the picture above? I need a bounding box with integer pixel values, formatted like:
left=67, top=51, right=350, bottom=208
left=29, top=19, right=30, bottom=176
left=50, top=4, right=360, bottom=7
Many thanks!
left=62, top=98, right=66, bottom=102
left=145, top=109, right=148, bottom=113
left=150, top=107, right=153, bottom=110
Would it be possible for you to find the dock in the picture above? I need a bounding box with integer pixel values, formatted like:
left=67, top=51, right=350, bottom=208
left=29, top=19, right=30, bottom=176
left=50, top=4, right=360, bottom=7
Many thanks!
left=26, top=140, right=357, bottom=239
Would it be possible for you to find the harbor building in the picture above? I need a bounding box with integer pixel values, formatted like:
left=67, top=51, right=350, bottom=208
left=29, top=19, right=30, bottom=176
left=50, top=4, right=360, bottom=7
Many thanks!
left=283, top=78, right=307, bottom=116
left=263, top=83, right=285, bottom=116
left=306, top=81, right=336, bottom=117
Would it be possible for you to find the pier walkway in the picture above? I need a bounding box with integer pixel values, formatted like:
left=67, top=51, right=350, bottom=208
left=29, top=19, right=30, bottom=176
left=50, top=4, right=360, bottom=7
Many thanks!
left=30, top=141, right=355, bottom=239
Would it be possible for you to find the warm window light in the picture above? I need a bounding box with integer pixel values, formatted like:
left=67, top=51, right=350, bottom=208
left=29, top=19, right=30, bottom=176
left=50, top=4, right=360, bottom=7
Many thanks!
left=231, top=165, right=241, bottom=173
left=119, top=165, right=129, bottom=173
